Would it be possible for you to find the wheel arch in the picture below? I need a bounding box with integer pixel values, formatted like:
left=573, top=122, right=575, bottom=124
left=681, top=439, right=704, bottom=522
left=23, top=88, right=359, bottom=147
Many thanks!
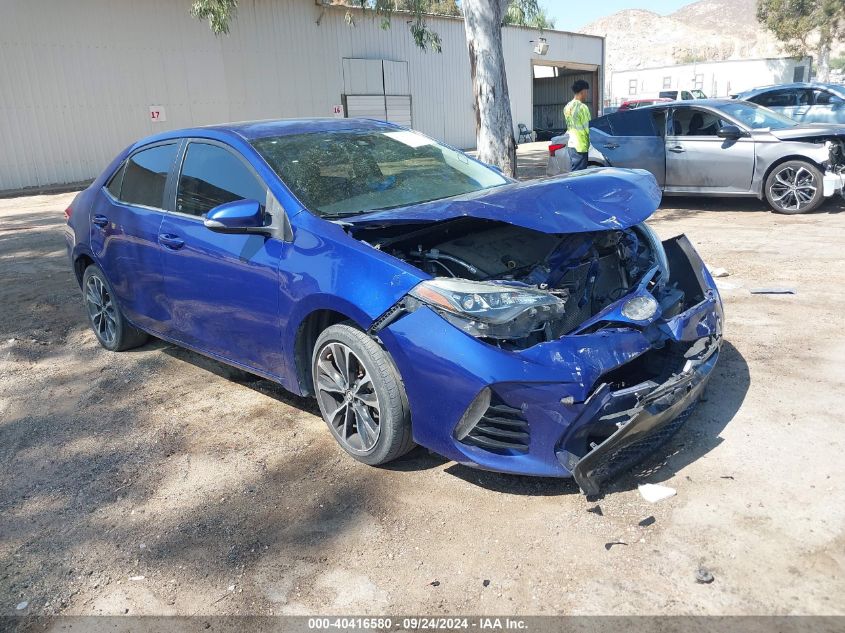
left=292, top=307, right=365, bottom=397
left=73, top=251, right=96, bottom=288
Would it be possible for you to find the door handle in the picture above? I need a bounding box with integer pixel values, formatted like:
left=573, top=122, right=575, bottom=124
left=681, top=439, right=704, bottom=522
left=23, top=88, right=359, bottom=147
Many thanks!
left=159, top=233, right=185, bottom=250
left=92, top=214, right=109, bottom=228
left=668, top=145, right=685, bottom=153
left=603, top=143, right=619, bottom=150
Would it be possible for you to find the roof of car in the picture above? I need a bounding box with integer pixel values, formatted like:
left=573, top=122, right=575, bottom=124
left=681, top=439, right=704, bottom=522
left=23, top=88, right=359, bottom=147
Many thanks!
left=611, top=98, right=737, bottom=112
left=205, top=117, right=400, bottom=139
left=736, top=82, right=845, bottom=97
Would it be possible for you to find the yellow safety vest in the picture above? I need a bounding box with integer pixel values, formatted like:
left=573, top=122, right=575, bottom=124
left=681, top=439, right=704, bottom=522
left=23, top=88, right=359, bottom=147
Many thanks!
left=564, top=99, right=591, bottom=153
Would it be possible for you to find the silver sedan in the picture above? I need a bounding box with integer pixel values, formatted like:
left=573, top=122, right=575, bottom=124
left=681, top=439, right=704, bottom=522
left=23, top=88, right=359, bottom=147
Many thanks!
left=735, top=82, right=845, bottom=125
left=573, top=99, right=845, bottom=214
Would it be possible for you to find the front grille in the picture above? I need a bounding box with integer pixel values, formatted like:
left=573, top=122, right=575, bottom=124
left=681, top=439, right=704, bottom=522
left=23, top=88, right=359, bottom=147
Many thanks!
left=461, top=402, right=530, bottom=454
left=587, top=402, right=697, bottom=485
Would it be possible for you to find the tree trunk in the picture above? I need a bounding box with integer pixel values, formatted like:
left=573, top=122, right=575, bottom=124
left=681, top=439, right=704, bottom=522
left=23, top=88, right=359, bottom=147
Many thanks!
left=462, top=0, right=517, bottom=177
left=816, top=28, right=831, bottom=82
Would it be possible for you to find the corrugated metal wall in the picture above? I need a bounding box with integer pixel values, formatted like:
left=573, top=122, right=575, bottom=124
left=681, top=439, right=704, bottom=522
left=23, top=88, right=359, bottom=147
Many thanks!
left=0, top=0, right=603, bottom=190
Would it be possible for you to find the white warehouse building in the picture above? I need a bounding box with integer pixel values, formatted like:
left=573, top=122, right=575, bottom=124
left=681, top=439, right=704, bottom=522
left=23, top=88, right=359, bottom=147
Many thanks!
left=609, top=56, right=812, bottom=104
left=0, top=0, right=605, bottom=192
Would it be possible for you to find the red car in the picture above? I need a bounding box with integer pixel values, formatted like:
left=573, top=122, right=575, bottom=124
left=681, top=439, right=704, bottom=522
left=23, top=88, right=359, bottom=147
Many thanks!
left=618, top=98, right=672, bottom=110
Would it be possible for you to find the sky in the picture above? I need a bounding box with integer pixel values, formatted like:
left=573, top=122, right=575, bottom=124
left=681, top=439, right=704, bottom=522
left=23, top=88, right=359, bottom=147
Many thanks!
left=544, top=0, right=698, bottom=32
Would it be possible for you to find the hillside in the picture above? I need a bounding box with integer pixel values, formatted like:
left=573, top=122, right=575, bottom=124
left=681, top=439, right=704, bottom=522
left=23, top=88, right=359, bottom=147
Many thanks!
left=579, top=0, right=843, bottom=73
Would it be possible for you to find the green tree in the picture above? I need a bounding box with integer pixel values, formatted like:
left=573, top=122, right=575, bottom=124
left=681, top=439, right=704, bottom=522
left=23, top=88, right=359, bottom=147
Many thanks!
left=504, top=4, right=555, bottom=29
left=756, top=0, right=845, bottom=82
left=190, top=0, right=544, bottom=176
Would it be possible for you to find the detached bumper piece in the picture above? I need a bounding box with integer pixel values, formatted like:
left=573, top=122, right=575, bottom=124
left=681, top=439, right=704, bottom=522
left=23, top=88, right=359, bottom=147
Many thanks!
left=823, top=170, right=845, bottom=198
left=559, top=342, right=719, bottom=496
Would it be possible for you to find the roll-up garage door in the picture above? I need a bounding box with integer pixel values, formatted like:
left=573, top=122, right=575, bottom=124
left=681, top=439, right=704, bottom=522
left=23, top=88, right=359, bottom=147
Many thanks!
left=345, top=95, right=389, bottom=120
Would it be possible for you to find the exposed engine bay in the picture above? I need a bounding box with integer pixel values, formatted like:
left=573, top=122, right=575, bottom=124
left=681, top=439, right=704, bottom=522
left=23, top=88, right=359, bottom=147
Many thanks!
left=354, top=218, right=682, bottom=349
left=827, top=138, right=845, bottom=172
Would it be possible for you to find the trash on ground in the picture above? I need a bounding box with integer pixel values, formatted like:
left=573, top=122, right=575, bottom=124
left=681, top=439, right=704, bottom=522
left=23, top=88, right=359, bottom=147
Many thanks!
left=750, top=287, right=796, bottom=295
left=604, top=541, right=627, bottom=550
left=720, top=475, right=735, bottom=480
left=638, top=483, right=677, bottom=503
left=482, top=579, right=490, bottom=587
left=638, top=515, right=656, bottom=527
left=16, top=601, right=28, bottom=610
left=429, top=580, right=440, bottom=587
left=695, top=567, right=715, bottom=584
left=709, top=267, right=729, bottom=278
left=129, top=575, right=145, bottom=581
left=586, top=505, right=603, bottom=516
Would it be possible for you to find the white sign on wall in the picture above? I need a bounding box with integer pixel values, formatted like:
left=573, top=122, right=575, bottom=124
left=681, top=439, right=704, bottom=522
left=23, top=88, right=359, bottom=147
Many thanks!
left=332, top=104, right=344, bottom=118
left=149, top=105, right=167, bottom=122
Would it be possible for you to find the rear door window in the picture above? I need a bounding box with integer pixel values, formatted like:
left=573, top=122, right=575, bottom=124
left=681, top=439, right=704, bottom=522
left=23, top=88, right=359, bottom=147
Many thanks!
left=606, top=110, right=659, bottom=136
left=119, top=144, right=179, bottom=209
left=176, top=142, right=266, bottom=217
left=590, top=115, right=613, bottom=135
left=750, top=89, right=797, bottom=108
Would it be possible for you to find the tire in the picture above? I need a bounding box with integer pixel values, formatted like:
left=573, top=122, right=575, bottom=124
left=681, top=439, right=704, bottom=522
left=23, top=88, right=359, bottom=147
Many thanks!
left=81, top=264, right=148, bottom=352
left=764, top=160, right=825, bottom=214
left=311, top=323, right=414, bottom=466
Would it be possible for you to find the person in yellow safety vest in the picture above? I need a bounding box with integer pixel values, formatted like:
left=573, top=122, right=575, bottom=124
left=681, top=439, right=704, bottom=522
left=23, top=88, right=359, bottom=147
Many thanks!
left=563, top=80, right=591, bottom=171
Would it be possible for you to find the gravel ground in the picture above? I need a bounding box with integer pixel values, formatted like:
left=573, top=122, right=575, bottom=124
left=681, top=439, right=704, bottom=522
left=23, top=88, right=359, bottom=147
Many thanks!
left=2, top=181, right=844, bottom=622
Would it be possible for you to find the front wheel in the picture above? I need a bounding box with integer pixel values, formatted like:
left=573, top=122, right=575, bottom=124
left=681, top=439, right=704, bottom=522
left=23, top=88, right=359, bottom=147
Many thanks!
left=312, top=323, right=414, bottom=466
left=764, top=160, right=824, bottom=214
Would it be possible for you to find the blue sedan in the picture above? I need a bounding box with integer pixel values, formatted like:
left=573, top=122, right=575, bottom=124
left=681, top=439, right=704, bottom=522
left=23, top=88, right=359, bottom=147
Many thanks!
left=64, top=118, right=722, bottom=494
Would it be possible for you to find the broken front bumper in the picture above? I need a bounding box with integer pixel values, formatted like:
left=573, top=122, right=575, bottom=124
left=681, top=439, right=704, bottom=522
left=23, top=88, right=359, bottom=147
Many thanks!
left=562, top=340, right=719, bottom=496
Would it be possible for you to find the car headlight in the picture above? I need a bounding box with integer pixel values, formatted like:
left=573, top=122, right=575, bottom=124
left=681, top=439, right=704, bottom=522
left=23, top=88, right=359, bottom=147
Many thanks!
left=621, top=294, right=659, bottom=321
left=409, top=278, right=567, bottom=339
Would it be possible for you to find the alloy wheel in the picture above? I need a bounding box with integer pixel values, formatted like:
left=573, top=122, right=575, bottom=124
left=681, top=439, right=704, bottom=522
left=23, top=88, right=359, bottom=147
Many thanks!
left=769, top=165, right=817, bottom=212
left=85, top=275, right=117, bottom=346
left=315, top=342, right=381, bottom=453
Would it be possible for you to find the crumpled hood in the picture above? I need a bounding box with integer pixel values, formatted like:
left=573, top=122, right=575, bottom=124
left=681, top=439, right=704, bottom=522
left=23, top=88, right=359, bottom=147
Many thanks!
left=768, top=123, right=845, bottom=141
left=342, top=167, right=662, bottom=234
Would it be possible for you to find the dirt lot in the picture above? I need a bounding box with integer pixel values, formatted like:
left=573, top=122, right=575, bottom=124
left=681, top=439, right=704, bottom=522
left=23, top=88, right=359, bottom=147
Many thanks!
left=2, top=184, right=845, bottom=622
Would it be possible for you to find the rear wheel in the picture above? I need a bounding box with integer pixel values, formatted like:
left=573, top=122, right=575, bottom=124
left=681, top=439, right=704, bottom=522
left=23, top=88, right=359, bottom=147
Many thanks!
left=81, top=264, right=148, bottom=351
left=764, top=160, right=824, bottom=214
left=312, top=323, right=414, bottom=466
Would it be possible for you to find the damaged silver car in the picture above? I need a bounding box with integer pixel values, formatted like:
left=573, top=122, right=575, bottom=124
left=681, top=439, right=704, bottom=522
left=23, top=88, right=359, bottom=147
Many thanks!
left=586, top=99, right=845, bottom=214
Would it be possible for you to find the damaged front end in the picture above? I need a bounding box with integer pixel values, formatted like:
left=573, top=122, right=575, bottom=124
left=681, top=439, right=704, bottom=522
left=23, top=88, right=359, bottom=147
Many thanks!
left=347, top=170, right=722, bottom=493
left=823, top=137, right=845, bottom=197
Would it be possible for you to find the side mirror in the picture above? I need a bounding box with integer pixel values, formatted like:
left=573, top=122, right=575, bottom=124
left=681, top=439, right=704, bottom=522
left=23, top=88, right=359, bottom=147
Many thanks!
left=203, top=199, right=267, bottom=234
left=717, top=124, right=744, bottom=140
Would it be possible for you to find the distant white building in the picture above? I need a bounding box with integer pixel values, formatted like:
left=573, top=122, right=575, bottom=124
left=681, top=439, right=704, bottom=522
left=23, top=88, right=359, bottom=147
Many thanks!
left=609, top=56, right=813, bottom=104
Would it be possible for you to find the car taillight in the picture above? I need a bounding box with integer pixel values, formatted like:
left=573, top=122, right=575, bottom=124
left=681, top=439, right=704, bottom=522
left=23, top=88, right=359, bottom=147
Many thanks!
left=549, top=143, right=565, bottom=156
left=64, top=205, right=72, bottom=221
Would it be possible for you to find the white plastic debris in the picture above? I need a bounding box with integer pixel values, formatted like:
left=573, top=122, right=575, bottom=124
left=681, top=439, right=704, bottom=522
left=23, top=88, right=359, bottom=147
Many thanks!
left=709, top=267, right=729, bottom=278
left=638, top=483, right=676, bottom=503
left=129, top=575, right=145, bottom=581
left=16, top=601, right=28, bottom=610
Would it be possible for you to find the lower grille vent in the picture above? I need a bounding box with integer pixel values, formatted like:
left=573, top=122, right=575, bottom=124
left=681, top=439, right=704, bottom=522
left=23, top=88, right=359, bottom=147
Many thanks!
left=462, top=402, right=530, bottom=454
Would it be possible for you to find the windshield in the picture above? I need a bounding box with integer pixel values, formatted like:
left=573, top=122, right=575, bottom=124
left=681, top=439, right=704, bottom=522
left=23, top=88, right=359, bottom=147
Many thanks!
left=251, top=129, right=508, bottom=217
left=714, top=101, right=798, bottom=130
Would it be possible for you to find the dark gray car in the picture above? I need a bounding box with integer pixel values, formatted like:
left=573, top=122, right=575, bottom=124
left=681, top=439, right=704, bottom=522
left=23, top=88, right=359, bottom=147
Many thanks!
left=586, top=99, right=845, bottom=214
left=735, top=82, right=845, bottom=125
